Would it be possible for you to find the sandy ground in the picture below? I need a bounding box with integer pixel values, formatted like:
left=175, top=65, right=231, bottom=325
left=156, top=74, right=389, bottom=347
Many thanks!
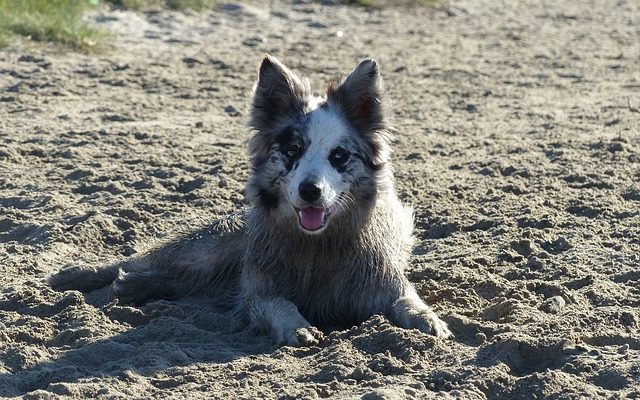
left=1, top=0, right=639, bottom=398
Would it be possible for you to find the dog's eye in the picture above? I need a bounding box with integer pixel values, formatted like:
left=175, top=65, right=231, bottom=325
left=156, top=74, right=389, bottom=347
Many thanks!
left=329, top=147, right=350, bottom=167
left=282, top=143, right=301, bottom=158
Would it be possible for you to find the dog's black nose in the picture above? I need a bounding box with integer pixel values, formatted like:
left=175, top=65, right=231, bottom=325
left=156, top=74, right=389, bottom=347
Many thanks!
left=299, top=181, right=322, bottom=202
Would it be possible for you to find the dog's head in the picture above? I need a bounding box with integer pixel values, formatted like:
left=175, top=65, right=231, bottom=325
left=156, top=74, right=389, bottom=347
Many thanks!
left=246, top=55, right=392, bottom=234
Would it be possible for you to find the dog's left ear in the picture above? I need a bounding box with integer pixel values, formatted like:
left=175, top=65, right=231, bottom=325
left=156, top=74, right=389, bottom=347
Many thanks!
left=327, top=59, right=390, bottom=166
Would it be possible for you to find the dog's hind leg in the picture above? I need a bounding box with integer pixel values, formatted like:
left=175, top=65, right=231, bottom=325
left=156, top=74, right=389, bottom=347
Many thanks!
left=48, top=257, right=182, bottom=305
left=49, top=213, right=246, bottom=305
left=113, top=215, right=246, bottom=305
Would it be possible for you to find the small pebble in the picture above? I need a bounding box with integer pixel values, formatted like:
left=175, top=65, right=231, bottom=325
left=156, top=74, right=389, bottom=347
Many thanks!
left=475, top=332, right=487, bottom=345
left=224, top=105, right=240, bottom=116
left=541, top=296, right=566, bottom=313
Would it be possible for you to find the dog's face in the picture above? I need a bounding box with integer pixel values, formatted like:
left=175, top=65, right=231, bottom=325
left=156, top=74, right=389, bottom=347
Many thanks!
left=246, top=56, right=391, bottom=234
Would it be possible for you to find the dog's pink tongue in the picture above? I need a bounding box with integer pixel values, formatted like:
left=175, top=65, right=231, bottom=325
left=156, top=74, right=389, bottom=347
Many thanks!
left=299, top=207, right=325, bottom=230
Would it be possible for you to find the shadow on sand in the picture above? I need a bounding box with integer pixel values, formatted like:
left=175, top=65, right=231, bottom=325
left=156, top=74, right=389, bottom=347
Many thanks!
left=0, top=292, right=273, bottom=397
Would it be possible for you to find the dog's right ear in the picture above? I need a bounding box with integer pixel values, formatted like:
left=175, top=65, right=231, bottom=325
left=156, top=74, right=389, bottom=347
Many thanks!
left=249, top=55, right=310, bottom=133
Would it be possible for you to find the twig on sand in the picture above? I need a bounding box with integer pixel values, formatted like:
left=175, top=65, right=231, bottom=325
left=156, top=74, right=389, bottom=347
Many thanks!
left=601, top=97, right=640, bottom=114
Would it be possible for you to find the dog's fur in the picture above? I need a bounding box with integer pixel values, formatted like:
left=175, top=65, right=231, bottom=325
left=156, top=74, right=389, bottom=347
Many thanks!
left=49, top=56, right=451, bottom=346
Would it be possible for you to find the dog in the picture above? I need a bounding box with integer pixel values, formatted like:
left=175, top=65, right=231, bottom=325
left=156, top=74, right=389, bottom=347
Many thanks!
left=49, top=55, right=452, bottom=346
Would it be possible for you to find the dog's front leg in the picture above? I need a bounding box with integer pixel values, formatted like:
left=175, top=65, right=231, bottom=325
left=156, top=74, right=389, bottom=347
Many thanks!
left=247, top=296, right=324, bottom=346
left=389, top=288, right=452, bottom=338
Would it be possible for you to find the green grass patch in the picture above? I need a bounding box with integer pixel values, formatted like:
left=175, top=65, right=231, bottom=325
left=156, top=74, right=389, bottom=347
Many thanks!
left=0, top=31, right=9, bottom=48
left=0, top=0, right=100, bottom=49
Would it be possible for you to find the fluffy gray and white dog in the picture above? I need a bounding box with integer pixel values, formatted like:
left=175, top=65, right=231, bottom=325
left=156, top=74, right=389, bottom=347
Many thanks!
left=49, top=55, right=451, bottom=346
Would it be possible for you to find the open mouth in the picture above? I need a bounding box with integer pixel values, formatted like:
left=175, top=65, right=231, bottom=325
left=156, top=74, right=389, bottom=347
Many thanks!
left=295, top=204, right=337, bottom=232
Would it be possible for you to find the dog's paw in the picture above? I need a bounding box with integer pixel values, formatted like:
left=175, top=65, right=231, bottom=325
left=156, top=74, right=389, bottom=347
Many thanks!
left=279, top=326, right=324, bottom=347
left=406, top=310, right=452, bottom=339
left=111, top=270, right=155, bottom=305
left=48, top=266, right=116, bottom=292
left=271, top=315, right=324, bottom=346
left=48, top=266, right=87, bottom=291
left=391, top=296, right=453, bottom=339
left=293, top=326, right=325, bottom=346
left=251, top=296, right=325, bottom=347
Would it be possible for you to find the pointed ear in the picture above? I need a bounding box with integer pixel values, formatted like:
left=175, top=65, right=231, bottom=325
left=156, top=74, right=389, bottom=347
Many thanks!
left=249, top=55, right=310, bottom=133
left=327, top=59, right=391, bottom=167
left=326, top=59, right=388, bottom=134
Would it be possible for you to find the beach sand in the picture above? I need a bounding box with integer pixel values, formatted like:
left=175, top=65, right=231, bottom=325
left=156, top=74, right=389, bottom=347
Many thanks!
left=0, top=0, right=639, bottom=398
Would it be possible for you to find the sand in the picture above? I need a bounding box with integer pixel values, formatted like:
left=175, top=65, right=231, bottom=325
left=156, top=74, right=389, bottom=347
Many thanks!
left=0, top=0, right=639, bottom=398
